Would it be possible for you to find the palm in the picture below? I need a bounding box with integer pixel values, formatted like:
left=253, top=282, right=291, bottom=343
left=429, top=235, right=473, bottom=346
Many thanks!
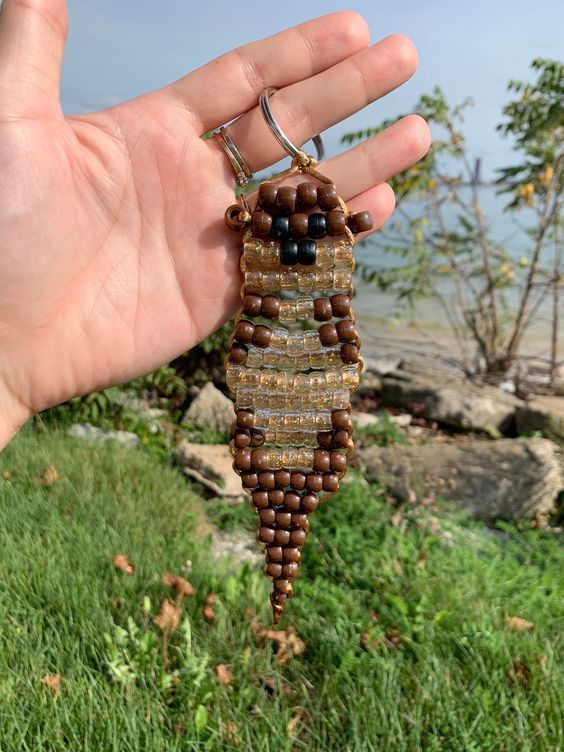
left=0, top=2, right=430, bottom=446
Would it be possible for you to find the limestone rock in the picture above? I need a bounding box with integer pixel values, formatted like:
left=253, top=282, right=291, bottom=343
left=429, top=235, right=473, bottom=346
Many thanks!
left=68, top=423, right=139, bottom=449
left=380, top=362, right=523, bottom=434
left=516, top=396, right=564, bottom=444
left=358, top=437, right=562, bottom=520
left=173, top=441, right=242, bottom=498
left=182, top=382, right=234, bottom=435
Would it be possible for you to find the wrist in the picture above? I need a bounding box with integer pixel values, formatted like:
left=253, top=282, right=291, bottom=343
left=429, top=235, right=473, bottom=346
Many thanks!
left=0, top=374, right=30, bottom=450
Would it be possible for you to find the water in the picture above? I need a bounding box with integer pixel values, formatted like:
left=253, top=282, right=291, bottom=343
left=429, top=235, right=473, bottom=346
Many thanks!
left=353, top=186, right=559, bottom=366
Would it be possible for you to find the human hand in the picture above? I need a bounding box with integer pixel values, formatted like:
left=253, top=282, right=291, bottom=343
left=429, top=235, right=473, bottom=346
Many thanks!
left=0, top=1, right=430, bottom=447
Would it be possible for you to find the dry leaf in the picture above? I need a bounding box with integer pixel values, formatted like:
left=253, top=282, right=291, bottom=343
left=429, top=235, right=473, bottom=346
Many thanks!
left=508, top=660, right=531, bottom=687
left=39, top=464, right=58, bottom=486
left=258, top=626, right=305, bottom=664
left=219, top=721, right=239, bottom=746
left=215, top=664, right=233, bottom=685
left=391, top=510, right=403, bottom=528
left=112, top=554, right=134, bottom=575
left=417, top=549, right=428, bottom=569
left=153, top=598, right=182, bottom=632
left=1, top=470, right=11, bottom=481
left=504, top=614, right=534, bottom=631
left=40, top=673, right=62, bottom=695
left=162, top=573, right=195, bottom=598
left=203, top=593, right=217, bottom=623
left=287, top=712, right=303, bottom=738
left=385, top=628, right=402, bottom=649
left=392, top=559, right=404, bottom=576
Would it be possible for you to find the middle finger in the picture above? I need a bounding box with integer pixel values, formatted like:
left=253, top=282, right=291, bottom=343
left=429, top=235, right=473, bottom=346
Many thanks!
left=225, top=34, right=418, bottom=173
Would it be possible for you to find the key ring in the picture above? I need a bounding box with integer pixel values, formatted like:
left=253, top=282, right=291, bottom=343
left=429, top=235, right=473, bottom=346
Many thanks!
left=259, top=86, right=325, bottom=162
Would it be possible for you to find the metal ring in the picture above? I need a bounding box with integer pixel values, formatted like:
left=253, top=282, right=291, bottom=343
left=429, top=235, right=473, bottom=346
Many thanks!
left=259, top=86, right=325, bottom=162
left=213, top=126, right=253, bottom=187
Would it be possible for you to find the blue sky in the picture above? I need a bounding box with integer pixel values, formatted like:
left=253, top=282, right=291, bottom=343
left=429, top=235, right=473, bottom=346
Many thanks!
left=62, top=0, right=563, bottom=178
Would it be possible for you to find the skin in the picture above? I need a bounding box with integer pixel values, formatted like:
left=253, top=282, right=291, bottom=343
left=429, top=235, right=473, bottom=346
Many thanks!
left=0, top=1, right=431, bottom=448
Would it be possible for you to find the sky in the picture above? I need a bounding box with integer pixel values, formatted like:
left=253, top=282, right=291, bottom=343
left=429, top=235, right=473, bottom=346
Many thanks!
left=61, top=0, right=564, bottom=179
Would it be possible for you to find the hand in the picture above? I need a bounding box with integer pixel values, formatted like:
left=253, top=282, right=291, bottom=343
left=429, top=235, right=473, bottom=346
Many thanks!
left=0, top=2, right=430, bottom=447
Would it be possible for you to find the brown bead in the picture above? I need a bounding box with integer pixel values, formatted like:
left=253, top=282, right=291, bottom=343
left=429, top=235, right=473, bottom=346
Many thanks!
left=284, top=491, right=301, bottom=511
left=251, top=449, right=269, bottom=471
left=268, top=489, right=285, bottom=506
left=318, top=322, right=339, bottom=347
left=331, top=294, right=351, bottom=318
left=289, top=213, right=309, bottom=237
left=290, top=472, right=306, bottom=491
left=258, top=182, right=278, bottom=209
left=241, top=472, right=258, bottom=488
left=229, top=343, right=248, bottom=364
left=306, top=472, right=323, bottom=493
left=291, top=513, right=309, bottom=529
left=275, top=469, right=291, bottom=488
left=283, top=547, right=301, bottom=563
left=316, top=430, right=333, bottom=449
left=348, top=210, right=373, bottom=234
left=274, top=528, right=290, bottom=545
left=317, top=183, right=339, bottom=211
left=234, top=429, right=251, bottom=449
left=313, top=449, right=331, bottom=473
left=276, top=186, right=297, bottom=214
left=250, top=430, right=266, bottom=447
left=296, top=182, right=318, bottom=209
left=234, top=448, right=251, bottom=472
left=252, top=209, right=272, bottom=237
left=322, top=473, right=340, bottom=493
left=282, top=561, right=298, bottom=579
left=290, top=529, right=307, bottom=547
left=336, top=319, right=356, bottom=343
left=260, top=295, right=281, bottom=319
left=275, top=511, right=291, bottom=528
left=301, top=493, right=319, bottom=514
left=326, top=209, right=346, bottom=235
left=332, top=409, right=351, bottom=431
left=274, top=578, right=291, bottom=594
left=259, top=508, right=276, bottom=526
left=333, top=429, right=350, bottom=449
left=267, top=545, right=283, bottom=562
left=313, top=297, right=333, bottom=322
left=252, top=490, right=269, bottom=509
left=341, top=343, right=359, bottom=364
left=243, top=293, right=262, bottom=317
left=257, top=471, right=275, bottom=490
left=258, top=526, right=275, bottom=544
left=237, top=410, right=254, bottom=429
left=252, top=324, right=272, bottom=348
left=235, top=319, right=255, bottom=343
left=330, top=451, right=348, bottom=473
left=265, top=562, right=282, bottom=579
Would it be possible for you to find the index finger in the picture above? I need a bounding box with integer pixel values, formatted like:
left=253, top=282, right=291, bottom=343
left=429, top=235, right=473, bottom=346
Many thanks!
left=167, top=12, right=370, bottom=132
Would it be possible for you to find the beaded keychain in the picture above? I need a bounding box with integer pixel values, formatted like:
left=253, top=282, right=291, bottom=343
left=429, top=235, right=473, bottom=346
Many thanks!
left=222, top=89, right=373, bottom=623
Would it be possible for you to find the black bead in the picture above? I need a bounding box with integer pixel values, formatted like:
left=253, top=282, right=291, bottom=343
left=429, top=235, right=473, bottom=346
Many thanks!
left=271, top=216, right=290, bottom=240
left=298, top=239, right=317, bottom=265
left=308, top=213, right=326, bottom=239
left=280, top=239, right=299, bottom=265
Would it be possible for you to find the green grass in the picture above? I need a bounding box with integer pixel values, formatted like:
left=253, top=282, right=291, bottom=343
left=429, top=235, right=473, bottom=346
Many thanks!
left=0, top=430, right=562, bottom=751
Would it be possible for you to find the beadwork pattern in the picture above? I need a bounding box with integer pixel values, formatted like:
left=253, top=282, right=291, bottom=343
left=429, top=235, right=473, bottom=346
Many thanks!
left=225, top=175, right=372, bottom=622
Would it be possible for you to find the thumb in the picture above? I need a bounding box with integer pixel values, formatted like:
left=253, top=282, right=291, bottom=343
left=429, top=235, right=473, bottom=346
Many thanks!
left=0, top=0, right=68, bottom=117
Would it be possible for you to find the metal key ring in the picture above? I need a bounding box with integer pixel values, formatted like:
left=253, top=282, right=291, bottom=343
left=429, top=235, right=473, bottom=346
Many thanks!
left=259, top=86, right=325, bottom=162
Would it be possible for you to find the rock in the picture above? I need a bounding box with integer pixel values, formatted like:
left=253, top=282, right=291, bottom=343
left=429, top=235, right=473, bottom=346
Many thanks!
left=363, top=356, right=402, bottom=376
left=515, top=396, right=564, bottom=444
left=173, top=441, right=242, bottom=498
left=353, top=412, right=381, bottom=429
left=211, top=530, right=262, bottom=567
left=353, top=411, right=412, bottom=429
left=358, top=437, right=562, bottom=520
left=68, top=423, right=139, bottom=449
left=182, top=382, right=234, bottom=435
left=380, top=362, right=523, bottom=434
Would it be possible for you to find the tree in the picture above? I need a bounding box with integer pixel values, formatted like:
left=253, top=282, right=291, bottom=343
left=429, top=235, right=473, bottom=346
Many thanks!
left=343, top=59, right=563, bottom=386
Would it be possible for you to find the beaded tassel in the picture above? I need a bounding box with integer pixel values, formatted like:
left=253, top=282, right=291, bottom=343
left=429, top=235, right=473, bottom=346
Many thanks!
left=224, top=169, right=372, bottom=623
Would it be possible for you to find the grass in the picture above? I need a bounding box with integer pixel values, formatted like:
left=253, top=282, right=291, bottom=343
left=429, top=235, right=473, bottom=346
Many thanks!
left=0, top=429, right=562, bottom=751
